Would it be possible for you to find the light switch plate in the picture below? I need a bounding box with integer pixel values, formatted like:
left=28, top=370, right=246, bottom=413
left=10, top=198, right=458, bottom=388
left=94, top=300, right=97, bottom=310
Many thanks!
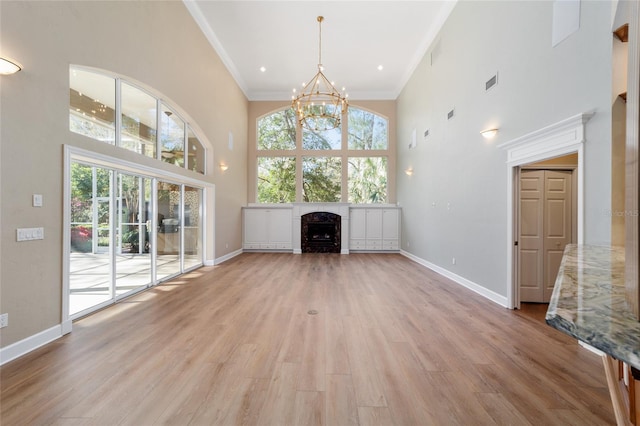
left=33, top=194, right=43, bottom=207
left=17, top=227, right=44, bottom=241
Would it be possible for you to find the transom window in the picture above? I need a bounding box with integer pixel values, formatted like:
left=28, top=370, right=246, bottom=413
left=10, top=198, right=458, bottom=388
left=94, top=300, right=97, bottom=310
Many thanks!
left=257, top=106, right=389, bottom=203
left=70, top=67, right=206, bottom=174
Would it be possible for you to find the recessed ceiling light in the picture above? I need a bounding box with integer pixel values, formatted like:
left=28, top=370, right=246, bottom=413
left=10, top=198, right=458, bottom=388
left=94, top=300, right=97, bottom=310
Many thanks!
left=259, top=66, right=266, bottom=72
left=377, top=65, right=384, bottom=71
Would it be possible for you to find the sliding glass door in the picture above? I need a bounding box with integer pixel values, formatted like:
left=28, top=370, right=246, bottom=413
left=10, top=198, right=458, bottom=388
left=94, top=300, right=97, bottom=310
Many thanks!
left=156, top=181, right=182, bottom=281
left=69, top=163, right=112, bottom=315
left=115, top=173, right=152, bottom=296
left=68, top=160, right=204, bottom=318
left=184, top=185, right=203, bottom=270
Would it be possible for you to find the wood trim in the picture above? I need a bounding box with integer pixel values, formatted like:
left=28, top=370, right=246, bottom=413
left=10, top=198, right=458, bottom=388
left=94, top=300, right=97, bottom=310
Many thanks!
left=603, top=355, right=632, bottom=426
left=625, top=0, right=640, bottom=321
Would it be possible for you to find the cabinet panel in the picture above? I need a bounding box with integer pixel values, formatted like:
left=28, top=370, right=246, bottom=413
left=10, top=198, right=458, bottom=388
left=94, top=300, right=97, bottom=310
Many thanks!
left=349, top=207, right=400, bottom=252
left=350, top=209, right=366, bottom=240
left=382, top=209, right=399, bottom=240
left=366, top=210, right=383, bottom=240
left=244, top=209, right=269, bottom=244
left=243, top=208, right=292, bottom=250
left=269, top=209, right=292, bottom=246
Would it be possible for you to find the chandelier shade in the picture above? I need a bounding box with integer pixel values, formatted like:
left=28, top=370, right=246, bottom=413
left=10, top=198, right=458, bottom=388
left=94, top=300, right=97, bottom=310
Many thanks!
left=292, top=16, right=348, bottom=131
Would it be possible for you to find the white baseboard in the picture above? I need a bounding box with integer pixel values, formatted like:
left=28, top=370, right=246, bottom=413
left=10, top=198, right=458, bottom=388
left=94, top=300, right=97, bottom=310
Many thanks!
left=400, top=250, right=508, bottom=308
left=214, top=248, right=243, bottom=265
left=0, top=324, right=63, bottom=366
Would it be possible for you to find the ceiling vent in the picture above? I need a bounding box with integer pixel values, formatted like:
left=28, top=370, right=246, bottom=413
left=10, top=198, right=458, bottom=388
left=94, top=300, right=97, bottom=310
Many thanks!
left=485, top=73, right=498, bottom=91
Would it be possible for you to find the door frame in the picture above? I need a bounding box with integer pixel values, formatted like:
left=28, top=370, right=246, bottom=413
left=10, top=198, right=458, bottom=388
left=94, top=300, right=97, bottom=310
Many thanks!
left=498, top=113, right=592, bottom=309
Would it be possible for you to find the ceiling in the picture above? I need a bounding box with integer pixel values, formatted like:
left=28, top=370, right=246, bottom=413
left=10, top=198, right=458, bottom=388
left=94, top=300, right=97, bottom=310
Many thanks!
left=184, top=1, right=457, bottom=101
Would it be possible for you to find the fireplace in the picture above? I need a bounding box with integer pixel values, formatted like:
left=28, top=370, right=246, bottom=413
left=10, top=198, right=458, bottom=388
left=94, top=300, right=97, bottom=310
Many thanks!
left=301, top=212, right=341, bottom=253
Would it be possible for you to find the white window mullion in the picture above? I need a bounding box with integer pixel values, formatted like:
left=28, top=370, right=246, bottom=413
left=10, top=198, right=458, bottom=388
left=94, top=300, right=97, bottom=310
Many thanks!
left=115, top=78, right=122, bottom=148
left=183, top=125, right=188, bottom=171
left=109, top=170, right=117, bottom=300
left=151, top=178, right=158, bottom=285
left=156, top=100, right=162, bottom=160
left=180, top=184, right=185, bottom=272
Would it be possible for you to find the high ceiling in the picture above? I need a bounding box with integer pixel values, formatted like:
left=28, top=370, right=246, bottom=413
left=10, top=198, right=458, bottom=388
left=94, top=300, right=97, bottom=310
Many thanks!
left=184, top=1, right=456, bottom=101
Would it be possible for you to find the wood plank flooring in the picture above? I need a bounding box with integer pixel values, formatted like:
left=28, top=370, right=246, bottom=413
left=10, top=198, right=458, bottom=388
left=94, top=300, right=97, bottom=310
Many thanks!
left=1, top=253, right=614, bottom=425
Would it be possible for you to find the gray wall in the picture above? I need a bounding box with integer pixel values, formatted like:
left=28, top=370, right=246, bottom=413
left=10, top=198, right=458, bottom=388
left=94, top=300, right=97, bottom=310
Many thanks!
left=397, top=0, right=613, bottom=297
left=0, top=1, right=248, bottom=347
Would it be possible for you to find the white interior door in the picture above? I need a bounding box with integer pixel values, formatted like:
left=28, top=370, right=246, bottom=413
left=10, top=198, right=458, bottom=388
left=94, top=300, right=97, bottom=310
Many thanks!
left=519, top=170, right=544, bottom=302
left=543, top=170, right=573, bottom=301
left=519, top=169, right=573, bottom=303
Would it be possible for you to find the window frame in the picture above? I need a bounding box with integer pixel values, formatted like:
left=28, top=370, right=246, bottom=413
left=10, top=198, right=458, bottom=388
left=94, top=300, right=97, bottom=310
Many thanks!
left=69, top=65, right=208, bottom=175
left=255, top=105, right=391, bottom=204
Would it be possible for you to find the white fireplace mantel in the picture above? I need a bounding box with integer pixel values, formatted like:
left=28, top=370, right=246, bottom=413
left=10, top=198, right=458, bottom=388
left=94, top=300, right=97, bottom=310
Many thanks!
left=292, top=203, right=351, bottom=254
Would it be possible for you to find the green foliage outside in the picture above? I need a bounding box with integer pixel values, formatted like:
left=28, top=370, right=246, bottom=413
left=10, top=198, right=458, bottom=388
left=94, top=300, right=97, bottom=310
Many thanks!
left=347, top=108, right=388, bottom=150
left=258, top=108, right=296, bottom=150
left=258, top=157, right=296, bottom=203
left=348, top=157, right=387, bottom=203
left=257, top=107, right=389, bottom=204
left=302, top=157, right=342, bottom=202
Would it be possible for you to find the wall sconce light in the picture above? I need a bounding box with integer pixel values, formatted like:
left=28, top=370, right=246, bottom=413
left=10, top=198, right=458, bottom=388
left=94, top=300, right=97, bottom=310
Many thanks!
left=405, top=168, right=413, bottom=176
left=480, top=128, right=499, bottom=139
left=0, top=57, right=22, bottom=75
left=219, top=163, right=228, bottom=172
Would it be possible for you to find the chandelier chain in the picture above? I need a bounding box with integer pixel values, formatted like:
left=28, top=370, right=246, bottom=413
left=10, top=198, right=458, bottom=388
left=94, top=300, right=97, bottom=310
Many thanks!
left=318, top=16, right=323, bottom=67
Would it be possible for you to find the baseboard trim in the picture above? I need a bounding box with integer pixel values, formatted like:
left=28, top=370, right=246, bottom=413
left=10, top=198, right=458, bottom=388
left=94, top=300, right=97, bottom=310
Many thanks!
left=0, top=324, right=63, bottom=366
left=401, top=250, right=508, bottom=308
left=215, top=248, right=243, bottom=265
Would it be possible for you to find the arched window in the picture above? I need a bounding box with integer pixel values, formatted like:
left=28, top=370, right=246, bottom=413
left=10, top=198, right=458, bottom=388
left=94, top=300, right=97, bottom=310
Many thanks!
left=69, top=67, right=206, bottom=174
left=256, top=106, right=389, bottom=203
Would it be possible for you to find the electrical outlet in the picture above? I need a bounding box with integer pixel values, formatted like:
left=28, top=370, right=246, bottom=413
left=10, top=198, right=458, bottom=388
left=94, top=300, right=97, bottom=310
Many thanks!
left=0, top=313, right=8, bottom=328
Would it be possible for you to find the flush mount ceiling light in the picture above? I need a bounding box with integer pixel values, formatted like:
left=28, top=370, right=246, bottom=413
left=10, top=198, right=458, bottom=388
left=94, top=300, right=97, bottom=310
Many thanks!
left=480, top=128, right=499, bottom=139
left=0, top=57, right=22, bottom=75
left=292, top=16, right=348, bottom=132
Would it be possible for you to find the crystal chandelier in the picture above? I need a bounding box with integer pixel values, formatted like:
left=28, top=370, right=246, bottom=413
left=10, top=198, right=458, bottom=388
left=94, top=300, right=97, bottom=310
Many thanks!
left=292, top=16, right=348, bottom=131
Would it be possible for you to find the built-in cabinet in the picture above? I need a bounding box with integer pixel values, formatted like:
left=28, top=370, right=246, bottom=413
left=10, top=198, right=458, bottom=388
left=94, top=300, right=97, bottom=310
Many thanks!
left=242, top=205, right=401, bottom=253
left=350, top=207, right=400, bottom=251
left=242, top=207, right=292, bottom=250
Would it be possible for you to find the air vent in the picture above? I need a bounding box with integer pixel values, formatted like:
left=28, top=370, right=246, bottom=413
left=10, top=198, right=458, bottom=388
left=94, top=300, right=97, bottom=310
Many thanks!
left=485, top=73, right=498, bottom=91
left=447, top=109, right=455, bottom=120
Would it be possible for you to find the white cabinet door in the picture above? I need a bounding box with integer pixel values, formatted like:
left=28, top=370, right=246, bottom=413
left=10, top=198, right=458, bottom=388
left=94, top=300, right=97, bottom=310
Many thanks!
left=382, top=208, right=400, bottom=250
left=244, top=209, right=269, bottom=248
left=349, top=209, right=367, bottom=250
left=365, top=209, right=383, bottom=249
left=269, top=209, right=292, bottom=249
left=365, top=210, right=383, bottom=239
left=243, top=208, right=293, bottom=250
left=382, top=209, right=399, bottom=240
left=350, top=209, right=367, bottom=239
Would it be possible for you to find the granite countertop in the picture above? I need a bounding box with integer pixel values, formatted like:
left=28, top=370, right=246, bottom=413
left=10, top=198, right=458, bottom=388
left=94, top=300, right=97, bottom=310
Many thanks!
left=546, top=244, right=640, bottom=369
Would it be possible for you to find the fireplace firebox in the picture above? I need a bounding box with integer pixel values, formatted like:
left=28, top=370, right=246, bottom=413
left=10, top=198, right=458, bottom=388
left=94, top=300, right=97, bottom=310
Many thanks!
left=301, top=212, right=341, bottom=253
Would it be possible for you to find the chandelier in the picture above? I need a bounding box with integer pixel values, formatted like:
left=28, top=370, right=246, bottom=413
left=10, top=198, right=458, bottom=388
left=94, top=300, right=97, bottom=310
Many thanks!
left=292, top=16, right=348, bottom=131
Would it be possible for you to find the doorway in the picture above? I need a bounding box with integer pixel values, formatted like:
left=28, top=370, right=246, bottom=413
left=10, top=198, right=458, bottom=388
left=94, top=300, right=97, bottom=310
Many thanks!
left=518, top=157, right=577, bottom=303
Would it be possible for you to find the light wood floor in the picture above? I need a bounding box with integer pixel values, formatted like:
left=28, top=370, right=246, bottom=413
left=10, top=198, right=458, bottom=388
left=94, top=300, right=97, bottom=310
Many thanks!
left=1, top=253, right=614, bottom=425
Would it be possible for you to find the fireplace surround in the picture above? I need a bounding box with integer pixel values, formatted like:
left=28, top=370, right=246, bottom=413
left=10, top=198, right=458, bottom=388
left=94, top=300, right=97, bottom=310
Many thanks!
left=301, top=212, right=341, bottom=253
left=292, top=203, right=350, bottom=254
